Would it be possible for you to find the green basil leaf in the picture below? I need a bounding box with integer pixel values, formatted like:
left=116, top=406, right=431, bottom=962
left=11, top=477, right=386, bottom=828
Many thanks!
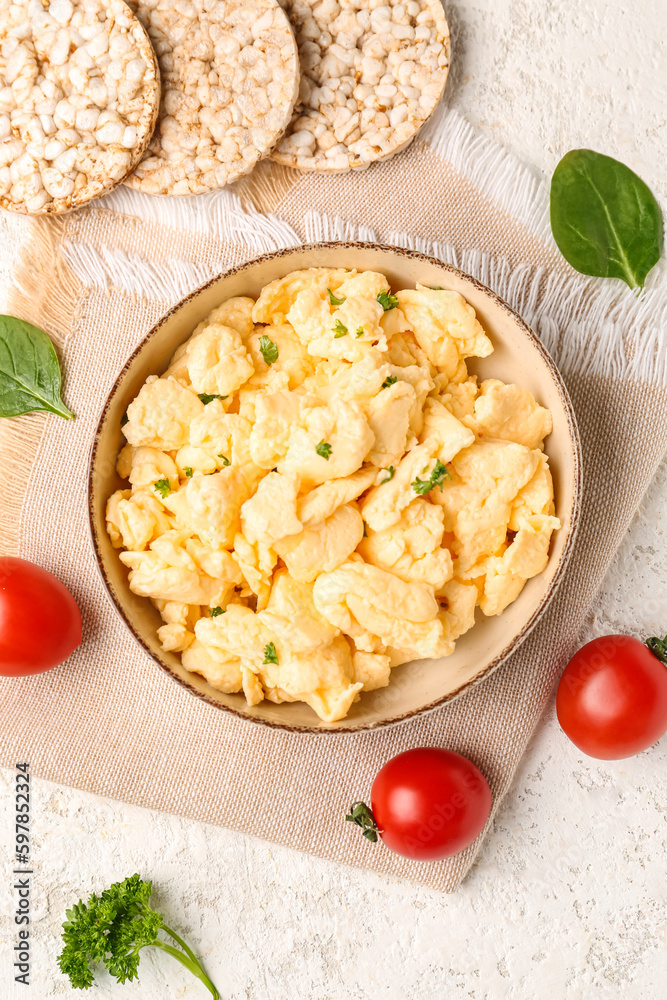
left=550, top=149, right=663, bottom=290
left=377, top=290, right=399, bottom=311
left=0, top=315, right=73, bottom=419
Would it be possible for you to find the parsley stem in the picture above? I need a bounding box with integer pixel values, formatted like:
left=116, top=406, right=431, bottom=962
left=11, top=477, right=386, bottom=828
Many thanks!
left=161, top=922, right=203, bottom=967
left=152, top=938, right=220, bottom=999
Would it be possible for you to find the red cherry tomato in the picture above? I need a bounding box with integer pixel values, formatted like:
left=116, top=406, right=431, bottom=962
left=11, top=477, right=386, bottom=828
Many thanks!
left=369, top=747, right=492, bottom=861
left=0, top=557, right=82, bottom=676
left=557, top=635, right=667, bottom=760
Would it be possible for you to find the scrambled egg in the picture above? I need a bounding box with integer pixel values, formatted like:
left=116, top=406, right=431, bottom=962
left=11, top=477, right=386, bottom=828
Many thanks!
left=107, top=268, right=560, bottom=722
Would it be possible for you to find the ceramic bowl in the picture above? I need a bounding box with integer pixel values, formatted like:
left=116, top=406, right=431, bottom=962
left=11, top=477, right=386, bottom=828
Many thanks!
left=88, top=242, right=582, bottom=732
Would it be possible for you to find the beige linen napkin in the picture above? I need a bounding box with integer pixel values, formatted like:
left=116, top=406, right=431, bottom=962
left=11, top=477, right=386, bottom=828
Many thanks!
left=1, top=108, right=666, bottom=891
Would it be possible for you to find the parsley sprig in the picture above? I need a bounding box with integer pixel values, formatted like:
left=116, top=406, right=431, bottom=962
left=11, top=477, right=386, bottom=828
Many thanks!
left=198, top=393, right=227, bottom=405
left=333, top=319, right=348, bottom=338
left=259, top=335, right=279, bottom=365
left=57, top=874, right=219, bottom=997
left=263, top=642, right=279, bottom=665
left=382, top=375, right=398, bottom=389
left=411, top=459, right=451, bottom=495
left=316, top=440, right=332, bottom=460
left=377, top=290, right=399, bottom=311
left=153, top=478, right=171, bottom=499
left=382, top=466, right=395, bottom=483
left=327, top=287, right=346, bottom=306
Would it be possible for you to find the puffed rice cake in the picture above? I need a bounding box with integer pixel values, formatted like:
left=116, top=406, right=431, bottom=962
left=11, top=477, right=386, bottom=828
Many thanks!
left=124, top=0, right=301, bottom=195
left=0, top=0, right=160, bottom=214
left=273, top=0, right=450, bottom=172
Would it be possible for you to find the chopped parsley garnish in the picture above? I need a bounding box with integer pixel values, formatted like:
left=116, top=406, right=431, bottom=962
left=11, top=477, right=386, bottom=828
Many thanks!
left=377, top=290, right=399, bottom=311
left=382, top=374, right=398, bottom=389
left=333, top=319, right=348, bottom=338
left=259, top=335, right=279, bottom=365
left=429, top=285, right=444, bottom=290
left=120, top=411, right=129, bottom=427
left=209, top=606, right=225, bottom=617
left=198, top=393, right=227, bottom=404
left=355, top=327, right=364, bottom=338
left=153, top=478, right=171, bottom=498
left=263, top=642, right=279, bottom=665
left=411, top=460, right=451, bottom=495
left=184, top=466, right=194, bottom=478
left=217, top=454, right=231, bottom=466
left=316, top=440, right=332, bottom=460
left=382, top=466, right=395, bottom=483
left=327, top=287, right=346, bottom=306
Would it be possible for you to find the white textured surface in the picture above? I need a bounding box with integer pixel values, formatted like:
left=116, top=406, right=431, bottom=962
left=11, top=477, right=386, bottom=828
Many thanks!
left=1, top=1, right=667, bottom=996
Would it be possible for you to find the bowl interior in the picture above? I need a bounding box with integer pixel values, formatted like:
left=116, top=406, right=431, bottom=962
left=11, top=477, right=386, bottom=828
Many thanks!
left=89, top=243, right=580, bottom=732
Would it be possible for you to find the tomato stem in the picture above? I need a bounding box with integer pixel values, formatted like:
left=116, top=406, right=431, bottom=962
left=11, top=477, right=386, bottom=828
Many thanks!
left=646, top=635, right=667, bottom=665
left=344, top=801, right=381, bottom=843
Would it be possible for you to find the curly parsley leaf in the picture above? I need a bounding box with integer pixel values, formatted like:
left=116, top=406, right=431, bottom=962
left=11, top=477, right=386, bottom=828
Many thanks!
left=153, top=478, right=172, bottom=499
left=377, top=290, right=399, bottom=311
left=259, top=335, right=279, bottom=365
left=382, top=375, right=398, bottom=389
left=184, top=467, right=194, bottom=478
left=411, top=459, right=451, bottom=495
left=198, top=393, right=227, bottom=405
left=355, top=327, right=365, bottom=338
left=333, top=319, right=348, bottom=338
left=316, top=440, right=332, bottom=460
left=57, top=874, right=219, bottom=997
left=0, top=315, right=74, bottom=420
left=263, top=642, right=279, bottom=665
left=382, top=466, right=395, bottom=483
left=327, top=287, right=346, bottom=306
left=209, top=606, right=225, bottom=617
